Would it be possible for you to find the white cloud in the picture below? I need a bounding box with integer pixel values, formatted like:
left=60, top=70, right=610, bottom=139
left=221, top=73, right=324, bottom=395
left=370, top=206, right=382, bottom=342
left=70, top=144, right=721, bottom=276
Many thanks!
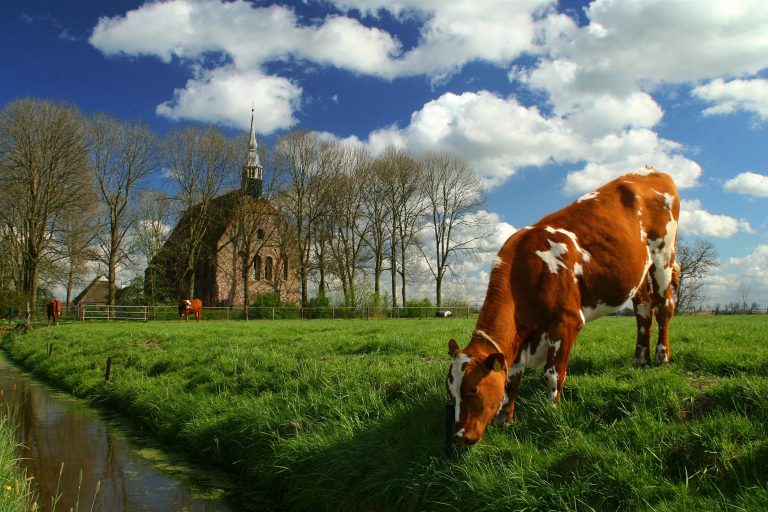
left=522, top=0, right=768, bottom=109
left=693, top=78, right=768, bottom=119
left=156, top=67, right=301, bottom=133
left=723, top=171, right=768, bottom=197
left=730, top=244, right=768, bottom=278
left=359, top=90, right=700, bottom=194
left=562, top=129, right=702, bottom=195
left=679, top=199, right=753, bottom=238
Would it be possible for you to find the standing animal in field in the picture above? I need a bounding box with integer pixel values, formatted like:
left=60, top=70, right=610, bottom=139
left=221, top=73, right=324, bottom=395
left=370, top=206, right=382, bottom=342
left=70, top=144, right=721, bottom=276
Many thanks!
left=178, top=299, right=203, bottom=322
left=46, top=299, right=62, bottom=326
left=447, top=168, right=679, bottom=446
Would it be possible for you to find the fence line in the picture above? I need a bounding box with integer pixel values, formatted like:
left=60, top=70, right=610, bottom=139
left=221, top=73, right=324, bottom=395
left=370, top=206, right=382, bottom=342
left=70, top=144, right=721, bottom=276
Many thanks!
left=65, top=304, right=474, bottom=322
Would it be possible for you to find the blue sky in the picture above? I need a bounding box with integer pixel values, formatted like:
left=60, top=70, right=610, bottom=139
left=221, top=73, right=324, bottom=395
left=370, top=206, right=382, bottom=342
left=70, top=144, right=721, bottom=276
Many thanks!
left=2, top=0, right=767, bottom=306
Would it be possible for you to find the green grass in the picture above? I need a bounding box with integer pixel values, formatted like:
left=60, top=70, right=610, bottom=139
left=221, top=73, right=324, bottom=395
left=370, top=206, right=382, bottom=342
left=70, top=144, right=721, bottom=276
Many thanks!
left=2, top=316, right=767, bottom=511
left=0, top=405, right=37, bottom=511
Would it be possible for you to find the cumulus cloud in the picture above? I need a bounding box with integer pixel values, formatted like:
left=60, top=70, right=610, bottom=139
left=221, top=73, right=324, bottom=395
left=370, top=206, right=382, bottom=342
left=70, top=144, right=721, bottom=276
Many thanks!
left=723, top=171, right=768, bottom=197
left=356, top=90, right=700, bottom=194
left=679, top=199, right=753, bottom=238
left=90, top=0, right=401, bottom=131
left=693, top=78, right=768, bottom=120
left=730, top=244, right=768, bottom=278
left=156, top=67, right=301, bottom=133
left=521, top=0, right=768, bottom=110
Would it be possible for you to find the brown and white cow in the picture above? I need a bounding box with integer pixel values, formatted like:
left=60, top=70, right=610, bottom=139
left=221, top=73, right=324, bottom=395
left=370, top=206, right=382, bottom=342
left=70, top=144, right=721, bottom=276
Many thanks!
left=178, top=299, right=203, bottom=322
left=46, top=299, right=62, bottom=326
left=447, top=168, right=679, bottom=446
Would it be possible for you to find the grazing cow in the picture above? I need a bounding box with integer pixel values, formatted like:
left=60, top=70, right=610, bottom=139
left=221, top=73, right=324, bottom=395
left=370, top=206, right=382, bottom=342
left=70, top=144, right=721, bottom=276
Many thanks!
left=178, top=299, right=203, bottom=322
left=46, top=299, right=62, bottom=326
left=447, top=168, right=679, bottom=446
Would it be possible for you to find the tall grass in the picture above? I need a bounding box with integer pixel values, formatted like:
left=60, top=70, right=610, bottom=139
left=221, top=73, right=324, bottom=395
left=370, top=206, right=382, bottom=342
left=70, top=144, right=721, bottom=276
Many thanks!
left=0, top=404, right=37, bottom=511
left=2, top=316, right=767, bottom=511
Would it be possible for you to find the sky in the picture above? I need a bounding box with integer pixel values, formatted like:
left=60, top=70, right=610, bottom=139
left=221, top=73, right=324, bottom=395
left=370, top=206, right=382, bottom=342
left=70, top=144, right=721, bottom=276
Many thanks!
left=1, top=0, right=767, bottom=307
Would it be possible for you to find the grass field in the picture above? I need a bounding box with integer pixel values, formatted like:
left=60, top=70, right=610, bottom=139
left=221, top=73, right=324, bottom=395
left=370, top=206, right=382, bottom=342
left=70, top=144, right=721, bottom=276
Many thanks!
left=2, top=316, right=767, bottom=511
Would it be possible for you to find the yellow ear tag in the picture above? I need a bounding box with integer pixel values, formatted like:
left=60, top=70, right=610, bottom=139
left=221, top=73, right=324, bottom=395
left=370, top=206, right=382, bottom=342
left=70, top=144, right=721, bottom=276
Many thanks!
left=493, top=359, right=502, bottom=371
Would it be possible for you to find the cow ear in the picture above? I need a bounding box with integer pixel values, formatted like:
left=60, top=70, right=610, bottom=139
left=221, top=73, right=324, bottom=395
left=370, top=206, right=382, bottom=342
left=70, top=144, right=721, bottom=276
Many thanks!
left=448, top=339, right=461, bottom=357
left=485, top=352, right=506, bottom=372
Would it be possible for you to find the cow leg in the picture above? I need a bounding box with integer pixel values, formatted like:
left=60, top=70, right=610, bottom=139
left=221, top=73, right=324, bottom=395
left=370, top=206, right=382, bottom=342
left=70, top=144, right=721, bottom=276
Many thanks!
left=649, top=263, right=676, bottom=364
left=632, top=279, right=653, bottom=366
left=542, top=319, right=580, bottom=406
left=496, top=370, right=523, bottom=425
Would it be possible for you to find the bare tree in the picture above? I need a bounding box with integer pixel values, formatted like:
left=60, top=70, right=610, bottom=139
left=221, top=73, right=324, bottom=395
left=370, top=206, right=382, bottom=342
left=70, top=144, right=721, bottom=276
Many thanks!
left=55, top=207, right=100, bottom=305
left=165, top=125, right=239, bottom=298
left=736, top=279, right=752, bottom=313
left=88, top=113, right=160, bottom=304
left=361, top=156, right=392, bottom=305
left=133, top=190, right=172, bottom=305
left=272, top=130, right=337, bottom=305
left=0, top=99, right=92, bottom=309
left=675, top=239, right=719, bottom=313
left=377, top=148, right=426, bottom=307
left=419, top=152, right=490, bottom=307
left=325, top=145, right=372, bottom=306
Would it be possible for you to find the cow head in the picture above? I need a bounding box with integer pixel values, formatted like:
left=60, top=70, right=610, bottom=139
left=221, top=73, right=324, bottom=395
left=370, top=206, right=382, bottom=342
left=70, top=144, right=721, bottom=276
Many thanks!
left=182, top=299, right=192, bottom=310
left=446, top=339, right=507, bottom=446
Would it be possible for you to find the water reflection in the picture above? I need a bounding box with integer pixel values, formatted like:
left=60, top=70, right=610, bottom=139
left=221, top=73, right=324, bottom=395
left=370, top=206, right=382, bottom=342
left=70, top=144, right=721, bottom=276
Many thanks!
left=0, top=356, right=235, bottom=511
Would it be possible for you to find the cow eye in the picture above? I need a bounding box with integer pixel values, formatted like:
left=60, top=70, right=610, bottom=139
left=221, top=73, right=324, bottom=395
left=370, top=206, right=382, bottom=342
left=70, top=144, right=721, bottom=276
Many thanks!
left=467, top=387, right=478, bottom=396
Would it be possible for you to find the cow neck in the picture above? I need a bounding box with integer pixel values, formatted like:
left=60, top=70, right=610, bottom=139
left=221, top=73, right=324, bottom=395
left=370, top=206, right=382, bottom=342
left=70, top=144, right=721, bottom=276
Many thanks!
left=472, top=329, right=509, bottom=371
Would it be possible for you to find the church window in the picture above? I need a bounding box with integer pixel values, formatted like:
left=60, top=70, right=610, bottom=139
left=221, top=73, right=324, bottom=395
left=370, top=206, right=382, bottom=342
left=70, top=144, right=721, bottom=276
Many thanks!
left=257, top=229, right=264, bottom=240
left=254, top=256, right=262, bottom=280
left=265, top=256, right=273, bottom=281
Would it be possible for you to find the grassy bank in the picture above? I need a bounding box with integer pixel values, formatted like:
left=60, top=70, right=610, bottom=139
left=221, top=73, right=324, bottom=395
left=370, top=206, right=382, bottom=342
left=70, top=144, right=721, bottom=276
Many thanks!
left=0, top=408, right=37, bottom=511
left=1, top=316, right=767, bottom=511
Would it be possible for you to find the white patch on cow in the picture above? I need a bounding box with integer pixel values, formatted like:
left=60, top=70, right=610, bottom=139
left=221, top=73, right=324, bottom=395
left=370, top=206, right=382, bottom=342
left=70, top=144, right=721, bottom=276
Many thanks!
left=509, top=335, right=549, bottom=377
left=536, top=240, right=569, bottom=274
left=639, top=326, right=646, bottom=336
left=579, top=310, right=586, bottom=327
left=636, top=303, right=651, bottom=319
left=647, top=218, right=678, bottom=298
left=545, top=367, right=559, bottom=403
left=449, top=353, right=472, bottom=425
left=548, top=338, right=562, bottom=358
left=573, top=262, right=583, bottom=276
left=491, top=255, right=504, bottom=270
left=544, top=226, right=591, bottom=262
left=653, top=189, right=676, bottom=210
left=655, top=344, right=668, bottom=364
left=631, top=166, right=655, bottom=177
left=577, top=191, right=599, bottom=203
left=582, top=302, right=619, bottom=322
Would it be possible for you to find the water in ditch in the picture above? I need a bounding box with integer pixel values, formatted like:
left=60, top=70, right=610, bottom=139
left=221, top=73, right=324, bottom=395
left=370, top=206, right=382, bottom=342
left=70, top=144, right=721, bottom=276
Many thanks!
left=0, top=353, right=238, bottom=511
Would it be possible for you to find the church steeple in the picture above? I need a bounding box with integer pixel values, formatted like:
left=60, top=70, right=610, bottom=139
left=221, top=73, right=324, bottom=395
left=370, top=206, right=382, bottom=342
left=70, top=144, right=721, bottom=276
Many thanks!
left=242, top=108, right=263, bottom=198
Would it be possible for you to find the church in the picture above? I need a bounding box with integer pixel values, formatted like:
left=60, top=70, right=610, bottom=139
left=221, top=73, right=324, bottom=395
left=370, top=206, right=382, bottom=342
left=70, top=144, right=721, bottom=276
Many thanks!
left=147, top=112, right=300, bottom=307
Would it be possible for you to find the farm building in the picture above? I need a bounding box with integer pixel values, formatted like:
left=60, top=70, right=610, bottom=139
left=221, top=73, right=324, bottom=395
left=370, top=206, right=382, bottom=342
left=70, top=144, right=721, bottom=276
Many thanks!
left=73, top=275, right=119, bottom=306
left=147, top=111, right=300, bottom=307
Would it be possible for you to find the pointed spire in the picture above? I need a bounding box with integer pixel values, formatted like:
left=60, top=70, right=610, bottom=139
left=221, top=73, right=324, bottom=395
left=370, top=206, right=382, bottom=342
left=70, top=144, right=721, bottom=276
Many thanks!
left=242, top=106, right=263, bottom=198
left=246, top=107, right=261, bottom=169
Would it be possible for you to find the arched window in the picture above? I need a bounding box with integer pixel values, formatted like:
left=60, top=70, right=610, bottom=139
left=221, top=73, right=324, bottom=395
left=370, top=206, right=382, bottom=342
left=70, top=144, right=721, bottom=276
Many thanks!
left=257, top=229, right=264, bottom=240
left=265, top=256, right=273, bottom=281
left=253, top=256, right=262, bottom=280
left=281, top=254, right=289, bottom=280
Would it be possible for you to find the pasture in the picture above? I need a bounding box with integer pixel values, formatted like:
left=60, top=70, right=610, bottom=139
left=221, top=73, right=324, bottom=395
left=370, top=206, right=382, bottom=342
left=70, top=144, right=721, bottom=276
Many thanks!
left=2, top=316, right=767, bottom=511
